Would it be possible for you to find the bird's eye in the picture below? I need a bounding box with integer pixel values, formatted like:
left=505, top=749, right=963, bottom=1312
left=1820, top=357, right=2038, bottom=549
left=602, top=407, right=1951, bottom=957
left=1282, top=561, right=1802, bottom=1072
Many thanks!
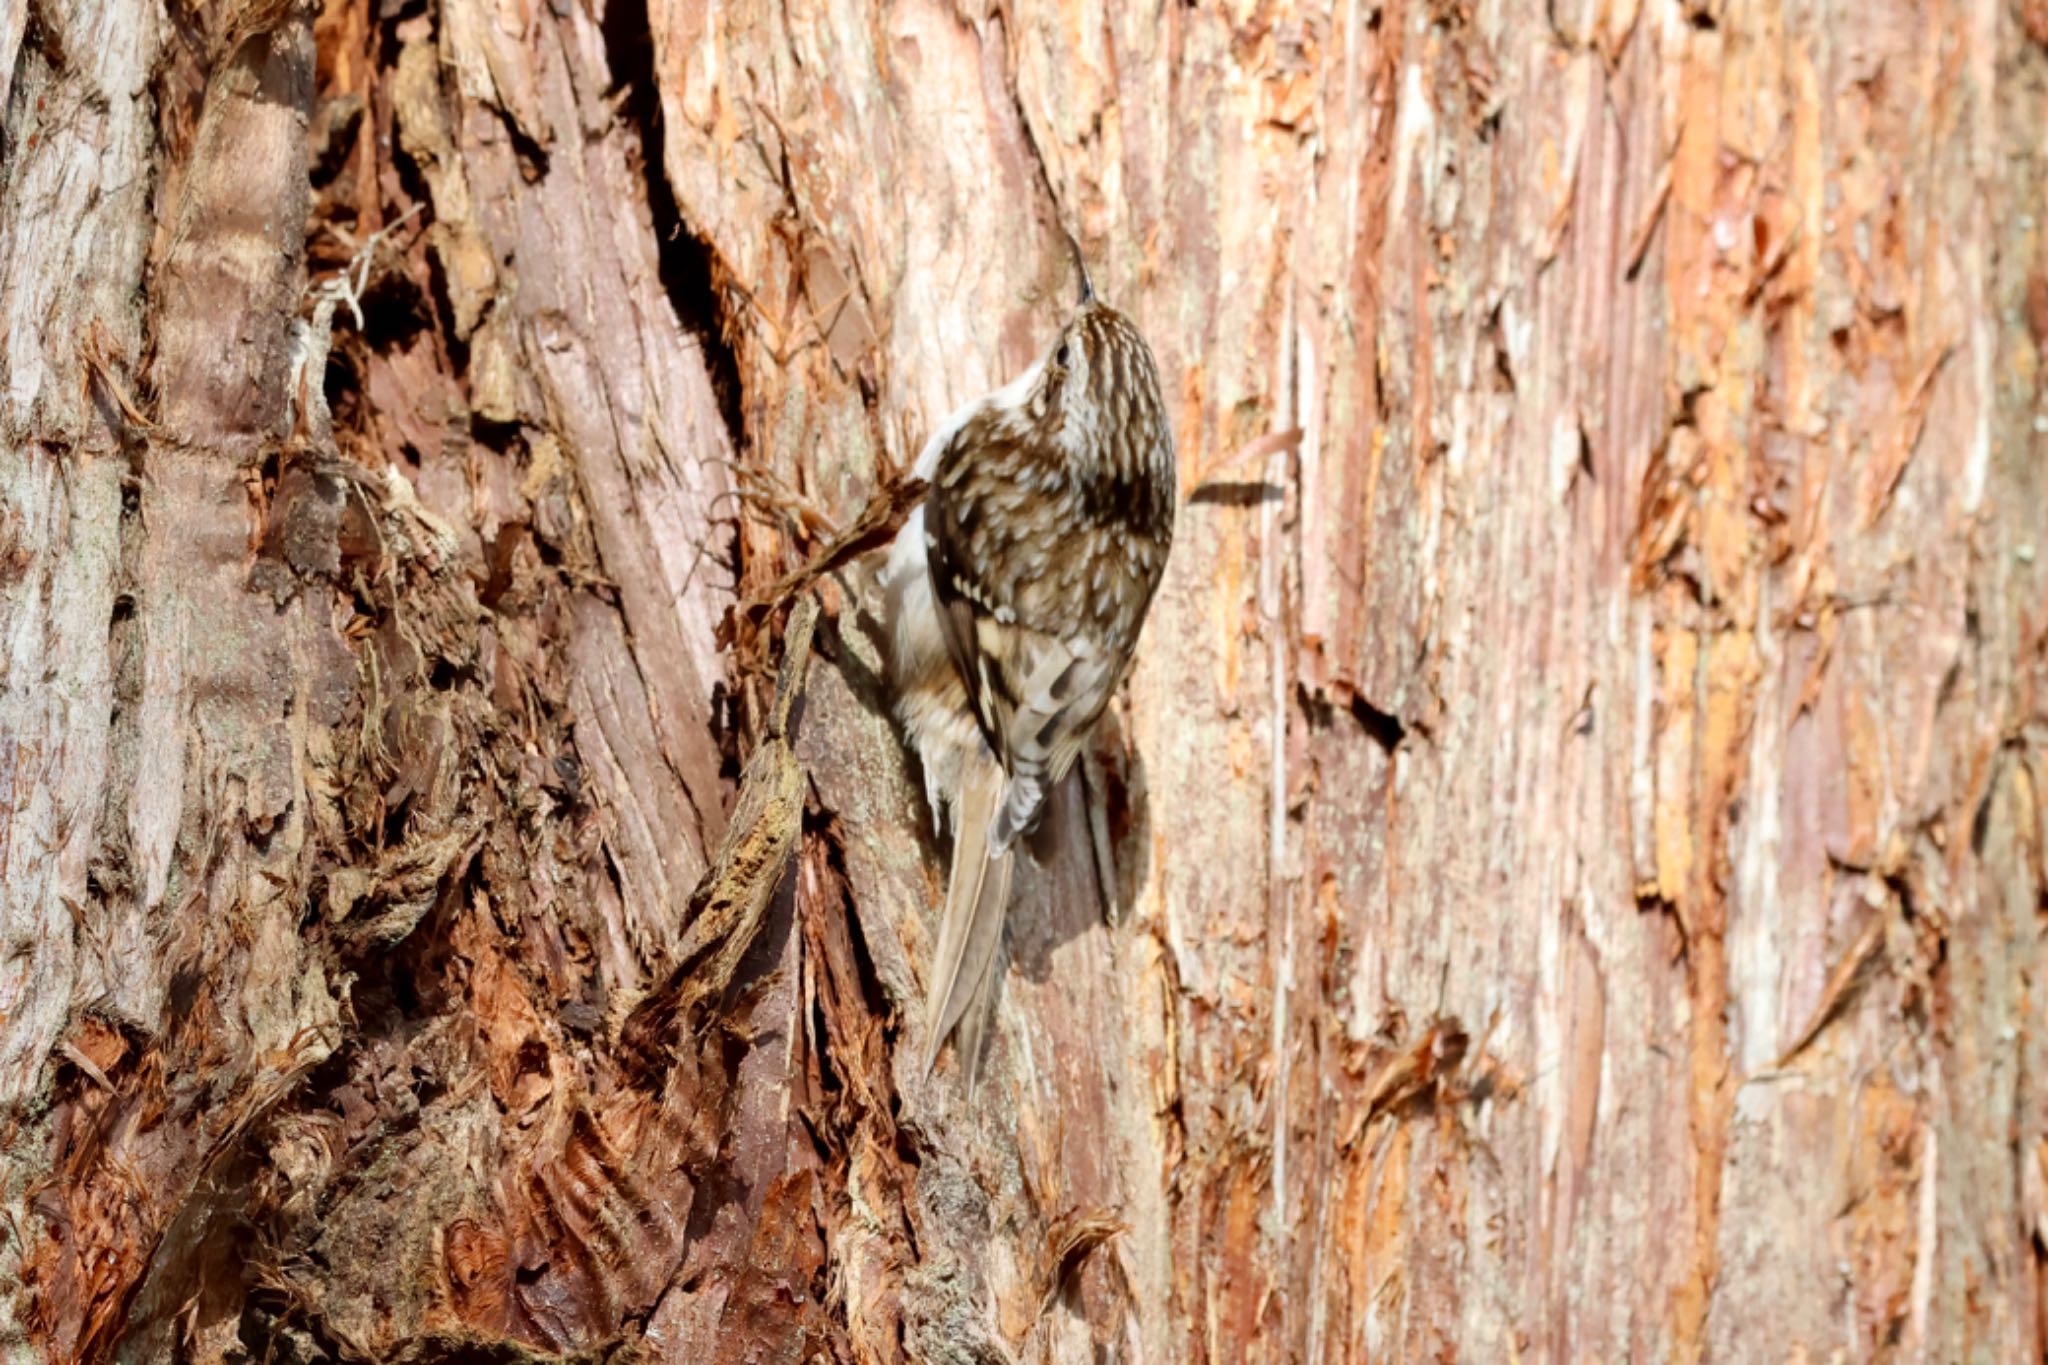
left=1054, top=341, right=1070, bottom=368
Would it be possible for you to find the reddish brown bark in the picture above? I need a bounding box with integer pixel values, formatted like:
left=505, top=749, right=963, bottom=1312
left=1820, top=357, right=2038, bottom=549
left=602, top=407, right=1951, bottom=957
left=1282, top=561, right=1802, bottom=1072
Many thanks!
left=2, top=1, right=2045, bottom=1361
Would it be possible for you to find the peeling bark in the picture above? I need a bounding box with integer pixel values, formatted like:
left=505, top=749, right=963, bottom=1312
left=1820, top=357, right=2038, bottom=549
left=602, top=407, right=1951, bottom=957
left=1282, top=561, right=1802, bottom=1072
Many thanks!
left=2, top=1, right=2045, bottom=1362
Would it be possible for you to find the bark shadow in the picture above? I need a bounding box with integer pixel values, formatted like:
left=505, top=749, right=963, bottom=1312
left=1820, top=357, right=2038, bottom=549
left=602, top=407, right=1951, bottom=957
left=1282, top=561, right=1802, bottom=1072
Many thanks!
left=1007, top=706, right=1151, bottom=987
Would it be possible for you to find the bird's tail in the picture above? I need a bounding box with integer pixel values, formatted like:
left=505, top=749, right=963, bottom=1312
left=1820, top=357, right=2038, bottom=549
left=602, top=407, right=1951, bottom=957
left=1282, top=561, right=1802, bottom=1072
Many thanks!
left=921, top=753, right=1014, bottom=1080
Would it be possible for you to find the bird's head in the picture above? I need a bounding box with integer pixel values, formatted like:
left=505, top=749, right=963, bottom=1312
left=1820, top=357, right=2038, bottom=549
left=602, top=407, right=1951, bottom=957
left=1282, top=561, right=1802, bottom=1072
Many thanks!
left=1026, top=238, right=1172, bottom=488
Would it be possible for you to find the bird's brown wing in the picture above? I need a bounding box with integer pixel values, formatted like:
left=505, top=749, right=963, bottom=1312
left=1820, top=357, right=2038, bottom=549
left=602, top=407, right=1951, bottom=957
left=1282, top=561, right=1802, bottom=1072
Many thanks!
left=924, top=419, right=1029, bottom=765
left=917, top=419, right=1041, bottom=1076
left=928, top=422, right=1150, bottom=851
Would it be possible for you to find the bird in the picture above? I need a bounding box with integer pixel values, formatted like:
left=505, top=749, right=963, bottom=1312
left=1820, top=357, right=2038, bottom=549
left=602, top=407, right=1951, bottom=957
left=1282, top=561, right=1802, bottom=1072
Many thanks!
left=880, top=237, right=1176, bottom=1081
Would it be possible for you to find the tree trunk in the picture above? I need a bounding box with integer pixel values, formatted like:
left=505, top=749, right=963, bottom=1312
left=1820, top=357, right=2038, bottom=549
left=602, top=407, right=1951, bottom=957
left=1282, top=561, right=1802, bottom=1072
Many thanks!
left=3, top=0, right=2045, bottom=1360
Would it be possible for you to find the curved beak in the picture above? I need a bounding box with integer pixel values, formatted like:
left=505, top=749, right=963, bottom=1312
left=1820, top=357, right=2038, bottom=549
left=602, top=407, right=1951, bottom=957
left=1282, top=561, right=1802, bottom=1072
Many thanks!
left=1063, top=227, right=1095, bottom=306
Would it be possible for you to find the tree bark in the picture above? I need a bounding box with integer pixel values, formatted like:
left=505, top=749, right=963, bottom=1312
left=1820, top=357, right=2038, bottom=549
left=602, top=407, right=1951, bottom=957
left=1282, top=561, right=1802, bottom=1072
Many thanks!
left=2, top=0, right=2045, bottom=1361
